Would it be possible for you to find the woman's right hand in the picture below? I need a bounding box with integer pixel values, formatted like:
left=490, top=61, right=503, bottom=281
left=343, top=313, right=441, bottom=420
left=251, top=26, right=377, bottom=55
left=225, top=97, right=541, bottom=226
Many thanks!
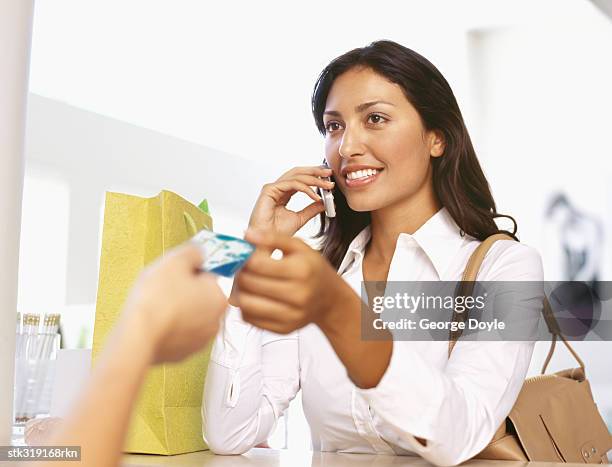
left=248, top=165, right=335, bottom=237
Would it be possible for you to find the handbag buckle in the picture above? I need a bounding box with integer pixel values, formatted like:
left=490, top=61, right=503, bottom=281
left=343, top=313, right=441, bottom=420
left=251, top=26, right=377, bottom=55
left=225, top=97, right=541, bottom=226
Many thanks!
left=580, top=440, right=599, bottom=463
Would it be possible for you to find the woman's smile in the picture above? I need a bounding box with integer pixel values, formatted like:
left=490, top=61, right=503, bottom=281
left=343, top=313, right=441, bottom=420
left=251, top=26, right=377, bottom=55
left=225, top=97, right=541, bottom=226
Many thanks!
left=343, top=167, right=384, bottom=188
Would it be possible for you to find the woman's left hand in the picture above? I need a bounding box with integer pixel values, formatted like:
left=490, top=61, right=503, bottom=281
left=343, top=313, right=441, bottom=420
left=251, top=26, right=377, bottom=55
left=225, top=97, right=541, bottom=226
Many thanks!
left=234, top=229, right=341, bottom=334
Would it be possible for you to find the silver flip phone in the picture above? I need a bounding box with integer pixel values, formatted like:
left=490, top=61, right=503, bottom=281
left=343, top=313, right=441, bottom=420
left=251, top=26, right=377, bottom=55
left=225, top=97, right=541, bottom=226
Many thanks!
left=318, top=159, right=336, bottom=218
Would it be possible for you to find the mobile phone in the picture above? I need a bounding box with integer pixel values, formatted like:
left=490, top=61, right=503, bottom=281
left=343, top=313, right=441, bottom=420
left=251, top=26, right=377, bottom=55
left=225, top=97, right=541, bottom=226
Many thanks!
left=318, top=159, right=336, bottom=218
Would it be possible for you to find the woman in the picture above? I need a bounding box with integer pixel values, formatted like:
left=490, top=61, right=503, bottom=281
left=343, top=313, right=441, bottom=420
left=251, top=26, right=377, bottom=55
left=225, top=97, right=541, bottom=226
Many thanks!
left=202, top=40, right=543, bottom=466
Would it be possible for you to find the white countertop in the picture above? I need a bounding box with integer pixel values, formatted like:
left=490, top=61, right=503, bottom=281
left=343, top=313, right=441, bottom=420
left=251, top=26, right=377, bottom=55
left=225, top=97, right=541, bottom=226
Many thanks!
left=122, top=448, right=579, bottom=466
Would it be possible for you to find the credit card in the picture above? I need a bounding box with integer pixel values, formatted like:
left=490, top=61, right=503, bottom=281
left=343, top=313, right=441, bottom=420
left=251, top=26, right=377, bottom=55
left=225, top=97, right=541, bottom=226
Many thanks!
left=190, top=230, right=255, bottom=277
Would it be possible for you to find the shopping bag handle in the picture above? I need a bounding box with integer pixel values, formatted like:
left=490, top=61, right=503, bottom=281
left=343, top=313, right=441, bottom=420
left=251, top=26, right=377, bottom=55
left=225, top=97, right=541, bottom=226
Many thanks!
left=183, top=212, right=199, bottom=237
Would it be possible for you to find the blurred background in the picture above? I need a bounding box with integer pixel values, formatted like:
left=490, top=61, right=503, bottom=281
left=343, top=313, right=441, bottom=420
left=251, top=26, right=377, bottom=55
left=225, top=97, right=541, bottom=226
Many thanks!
left=19, top=0, right=612, bottom=449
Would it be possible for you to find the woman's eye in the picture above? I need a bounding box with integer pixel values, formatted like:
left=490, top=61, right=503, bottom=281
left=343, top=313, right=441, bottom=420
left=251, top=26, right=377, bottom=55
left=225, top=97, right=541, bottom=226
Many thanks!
left=367, top=114, right=387, bottom=125
left=325, top=121, right=341, bottom=133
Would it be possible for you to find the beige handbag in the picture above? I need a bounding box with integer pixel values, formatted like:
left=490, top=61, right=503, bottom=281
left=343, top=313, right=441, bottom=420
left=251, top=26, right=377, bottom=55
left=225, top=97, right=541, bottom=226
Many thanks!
left=449, top=233, right=612, bottom=463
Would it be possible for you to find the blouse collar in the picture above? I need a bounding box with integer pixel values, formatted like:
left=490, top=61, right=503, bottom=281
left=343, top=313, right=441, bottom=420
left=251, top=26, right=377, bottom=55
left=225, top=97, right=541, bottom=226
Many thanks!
left=337, top=207, right=468, bottom=279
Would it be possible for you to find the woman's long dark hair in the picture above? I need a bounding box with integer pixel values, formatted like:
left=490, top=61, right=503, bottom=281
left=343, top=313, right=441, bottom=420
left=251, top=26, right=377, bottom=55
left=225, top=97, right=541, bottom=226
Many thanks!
left=312, top=40, right=518, bottom=270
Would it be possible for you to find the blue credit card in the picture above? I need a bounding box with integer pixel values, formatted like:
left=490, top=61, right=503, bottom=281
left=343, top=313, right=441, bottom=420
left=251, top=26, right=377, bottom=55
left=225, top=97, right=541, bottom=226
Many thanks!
left=190, top=230, right=255, bottom=277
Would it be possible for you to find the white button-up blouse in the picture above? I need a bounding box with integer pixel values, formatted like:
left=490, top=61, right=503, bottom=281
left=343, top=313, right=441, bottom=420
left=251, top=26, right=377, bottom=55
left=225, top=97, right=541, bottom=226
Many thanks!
left=201, top=207, right=544, bottom=466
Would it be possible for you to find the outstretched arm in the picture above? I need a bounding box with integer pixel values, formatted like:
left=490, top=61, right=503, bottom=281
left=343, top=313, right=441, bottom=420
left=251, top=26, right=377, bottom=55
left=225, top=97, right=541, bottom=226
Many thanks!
left=35, top=244, right=227, bottom=467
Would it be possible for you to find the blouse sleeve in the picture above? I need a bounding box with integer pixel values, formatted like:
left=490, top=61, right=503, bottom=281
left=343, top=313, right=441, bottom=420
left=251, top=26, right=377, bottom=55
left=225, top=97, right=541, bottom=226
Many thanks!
left=356, top=241, right=544, bottom=466
left=201, top=305, right=300, bottom=455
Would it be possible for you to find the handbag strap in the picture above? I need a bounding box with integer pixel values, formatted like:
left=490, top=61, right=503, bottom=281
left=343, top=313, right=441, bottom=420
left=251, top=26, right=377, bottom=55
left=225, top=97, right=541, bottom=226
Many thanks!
left=447, top=233, right=586, bottom=375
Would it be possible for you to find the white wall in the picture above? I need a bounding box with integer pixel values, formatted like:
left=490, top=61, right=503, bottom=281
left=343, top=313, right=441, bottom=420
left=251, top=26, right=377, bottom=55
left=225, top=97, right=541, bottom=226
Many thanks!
left=467, top=21, right=612, bottom=421
left=24, top=94, right=276, bottom=307
left=30, top=0, right=539, bottom=168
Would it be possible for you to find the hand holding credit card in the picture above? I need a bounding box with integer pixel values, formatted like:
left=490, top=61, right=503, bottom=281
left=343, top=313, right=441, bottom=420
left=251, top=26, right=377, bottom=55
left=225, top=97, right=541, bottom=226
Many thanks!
left=190, top=230, right=255, bottom=277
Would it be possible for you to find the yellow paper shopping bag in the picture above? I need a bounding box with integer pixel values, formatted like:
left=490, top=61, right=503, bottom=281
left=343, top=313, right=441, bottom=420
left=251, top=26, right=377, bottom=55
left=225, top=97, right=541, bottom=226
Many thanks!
left=92, top=190, right=213, bottom=455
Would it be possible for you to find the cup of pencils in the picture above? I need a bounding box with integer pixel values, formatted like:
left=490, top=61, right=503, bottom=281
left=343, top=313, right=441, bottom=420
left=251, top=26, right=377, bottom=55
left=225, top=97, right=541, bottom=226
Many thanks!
left=14, top=313, right=61, bottom=424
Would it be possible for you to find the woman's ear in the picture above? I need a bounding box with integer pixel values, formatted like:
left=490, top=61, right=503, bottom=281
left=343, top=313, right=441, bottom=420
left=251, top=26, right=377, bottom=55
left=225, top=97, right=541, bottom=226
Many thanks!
left=429, top=131, right=445, bottom=158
